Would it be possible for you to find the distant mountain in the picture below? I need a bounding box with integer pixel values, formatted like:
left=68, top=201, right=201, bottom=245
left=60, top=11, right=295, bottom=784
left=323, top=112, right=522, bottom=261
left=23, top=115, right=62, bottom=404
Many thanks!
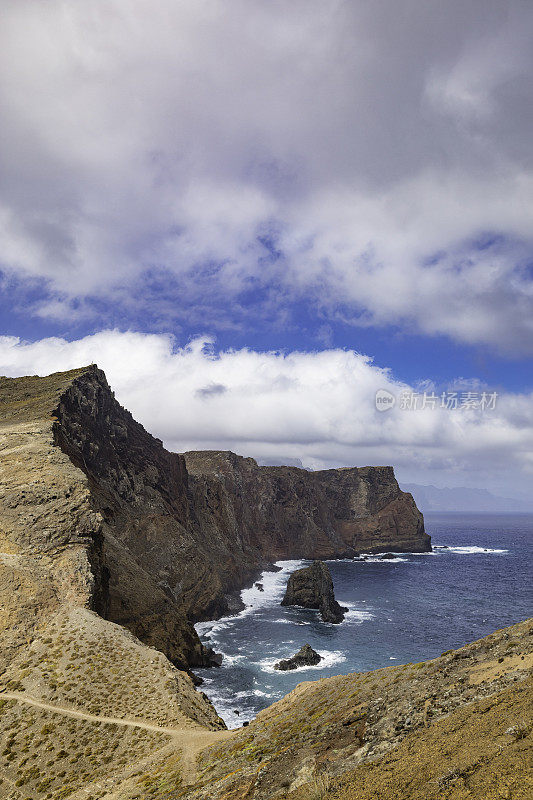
left=403, top=483, right=533, bottom=513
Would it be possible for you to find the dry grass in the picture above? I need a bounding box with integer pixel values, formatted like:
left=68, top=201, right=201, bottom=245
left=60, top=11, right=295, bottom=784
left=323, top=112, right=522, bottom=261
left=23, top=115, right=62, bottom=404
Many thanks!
left=1, top=608, right=200, bottom=729
left=307, top=677, right=533, bottom=800
left=307, top=773, right=332, bottom=800
left=0, top=698, right=171, bottom=800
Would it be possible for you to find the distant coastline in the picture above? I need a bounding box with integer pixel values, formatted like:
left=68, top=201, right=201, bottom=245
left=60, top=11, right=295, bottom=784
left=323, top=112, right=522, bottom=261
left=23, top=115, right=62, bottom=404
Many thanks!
left=403, top=483, right=533, bottom=513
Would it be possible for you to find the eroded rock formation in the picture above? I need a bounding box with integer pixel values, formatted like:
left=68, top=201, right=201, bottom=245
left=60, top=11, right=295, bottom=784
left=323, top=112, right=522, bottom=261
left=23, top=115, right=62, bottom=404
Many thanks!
left=281, top=560, right=347, bottom=623
left=274, top=644, right=322, bottom=671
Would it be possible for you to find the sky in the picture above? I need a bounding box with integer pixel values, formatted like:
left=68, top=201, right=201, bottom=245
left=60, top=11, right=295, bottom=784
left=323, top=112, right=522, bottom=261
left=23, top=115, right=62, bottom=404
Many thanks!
left=1, top=1, right=532, bottom=500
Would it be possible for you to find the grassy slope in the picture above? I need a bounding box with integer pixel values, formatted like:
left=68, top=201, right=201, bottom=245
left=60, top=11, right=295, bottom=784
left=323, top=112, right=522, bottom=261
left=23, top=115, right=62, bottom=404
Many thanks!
left=180, top=619, right=533, bottom=800
left=322, top=676, right=532, bottom=800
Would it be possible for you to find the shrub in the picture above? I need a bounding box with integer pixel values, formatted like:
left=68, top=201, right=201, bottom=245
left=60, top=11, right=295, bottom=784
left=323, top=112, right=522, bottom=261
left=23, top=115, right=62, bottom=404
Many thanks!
left=308, top=773, right=332, bottom=800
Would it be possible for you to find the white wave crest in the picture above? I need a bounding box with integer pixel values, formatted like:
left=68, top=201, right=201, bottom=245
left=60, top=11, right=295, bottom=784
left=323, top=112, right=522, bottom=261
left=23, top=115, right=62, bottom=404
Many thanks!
left=240, top=560, right=309, bottom=611
left=355, top=555, right=409, bottom=563
left=257, top=649, right=347, bottom=675
left=433, top=545, right=509, bottom=554
left=343, top=606, right=375, bottom=624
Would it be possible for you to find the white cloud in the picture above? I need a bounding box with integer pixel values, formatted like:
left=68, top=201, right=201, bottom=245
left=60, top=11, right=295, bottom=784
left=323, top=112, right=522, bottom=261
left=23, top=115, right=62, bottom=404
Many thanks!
left=1, top=330, right=532, bottom=497
left=1, top=1, right=533, bottom=351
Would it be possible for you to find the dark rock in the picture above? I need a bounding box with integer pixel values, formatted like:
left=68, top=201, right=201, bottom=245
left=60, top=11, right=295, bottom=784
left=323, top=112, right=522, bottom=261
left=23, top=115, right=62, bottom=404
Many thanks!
left=281, top=561, right=347, bottom=623
left=255, top=582, right=264, bottom=592
left=380, top=553, right=397, bottom=559
left=275, top=644, right=323, bottom=671
left=223, top=591, right=246, bottom=616
left=205, top=648, right=223, bottom=667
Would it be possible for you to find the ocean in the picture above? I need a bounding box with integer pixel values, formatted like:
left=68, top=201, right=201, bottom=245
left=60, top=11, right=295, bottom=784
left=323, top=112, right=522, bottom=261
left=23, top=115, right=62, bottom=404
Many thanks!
left=194, top=513, right=533, bottom=729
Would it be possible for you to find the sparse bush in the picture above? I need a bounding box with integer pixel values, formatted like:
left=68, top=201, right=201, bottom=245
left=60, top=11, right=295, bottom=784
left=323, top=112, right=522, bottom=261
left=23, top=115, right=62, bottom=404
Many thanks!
left=505, top=722, right=529, bottom=740
left=308, top=773, right=332, bottom=800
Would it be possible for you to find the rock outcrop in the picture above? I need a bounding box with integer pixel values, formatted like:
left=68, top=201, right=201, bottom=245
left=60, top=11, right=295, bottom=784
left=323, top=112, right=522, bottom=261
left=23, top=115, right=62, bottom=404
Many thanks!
left=0, top=365, right=428, bottom=677
left=274, top=644, right=322, bottom=671
left=281, top=560, right=348, bottom=623
left=0, top=367, right=227, bottom=800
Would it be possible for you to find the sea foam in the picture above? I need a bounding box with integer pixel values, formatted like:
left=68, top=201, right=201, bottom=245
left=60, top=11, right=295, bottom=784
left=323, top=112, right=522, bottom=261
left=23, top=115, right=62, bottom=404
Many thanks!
left=195, top=559, right=308, bottom=642
left=433, top=545, right=509, bottom=554
left=257, top=649, right=347, bottom=675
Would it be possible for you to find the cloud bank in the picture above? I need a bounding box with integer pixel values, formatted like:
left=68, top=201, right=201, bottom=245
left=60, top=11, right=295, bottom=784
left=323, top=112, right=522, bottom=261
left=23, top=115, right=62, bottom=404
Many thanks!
left=1, top=1, right=533, bottom=351
left=1, top=330, right=531, bottom=497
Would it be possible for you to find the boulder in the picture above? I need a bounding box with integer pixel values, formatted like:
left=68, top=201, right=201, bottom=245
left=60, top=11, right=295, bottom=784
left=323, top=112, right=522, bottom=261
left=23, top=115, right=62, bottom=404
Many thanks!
left=274, top=644, right=322, bottom=671
left=281, top=560, right=347, bottom=623
left=205, top=648, right=223, bottom=667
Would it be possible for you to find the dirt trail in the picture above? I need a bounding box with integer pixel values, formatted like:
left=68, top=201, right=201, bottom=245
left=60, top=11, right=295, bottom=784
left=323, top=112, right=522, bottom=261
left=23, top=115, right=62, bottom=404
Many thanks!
left=1, top=690, right=232, bottom=783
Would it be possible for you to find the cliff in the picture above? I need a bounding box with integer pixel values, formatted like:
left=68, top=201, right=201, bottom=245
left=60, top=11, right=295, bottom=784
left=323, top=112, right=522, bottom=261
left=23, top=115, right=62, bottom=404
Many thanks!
left=0, top=367, right=227, bottom=800
left=0, top=365, right=428, bottom=675
left=185, top=450, right=428, bottom=558
left=184, top=451, right=429, bottom=617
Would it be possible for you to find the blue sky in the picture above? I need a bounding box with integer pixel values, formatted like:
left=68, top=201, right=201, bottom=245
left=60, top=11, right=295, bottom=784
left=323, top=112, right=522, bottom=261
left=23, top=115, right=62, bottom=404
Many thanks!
left=1, top=269, right=532, bottom=396
left=1, top=0, right=532, bottom=499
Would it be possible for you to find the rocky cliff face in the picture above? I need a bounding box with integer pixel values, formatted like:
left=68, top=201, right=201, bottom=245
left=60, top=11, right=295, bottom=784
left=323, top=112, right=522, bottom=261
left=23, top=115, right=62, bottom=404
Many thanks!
left=0, top=365, right=429, bottom=675
left=184, top=450, right=429, bottom=618
left=0, top=365, right=226, bottom=773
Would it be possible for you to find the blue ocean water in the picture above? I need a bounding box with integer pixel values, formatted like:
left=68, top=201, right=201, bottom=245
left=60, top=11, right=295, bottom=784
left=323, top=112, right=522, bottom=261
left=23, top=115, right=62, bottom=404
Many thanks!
left=194, top=513, right=533, bottom=728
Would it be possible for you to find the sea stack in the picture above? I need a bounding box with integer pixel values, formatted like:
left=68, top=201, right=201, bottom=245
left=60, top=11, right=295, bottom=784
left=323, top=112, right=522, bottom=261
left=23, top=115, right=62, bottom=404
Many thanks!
left=274, top=644, right=322, bottom=671
left=281, top=560, right=348, bottom=623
